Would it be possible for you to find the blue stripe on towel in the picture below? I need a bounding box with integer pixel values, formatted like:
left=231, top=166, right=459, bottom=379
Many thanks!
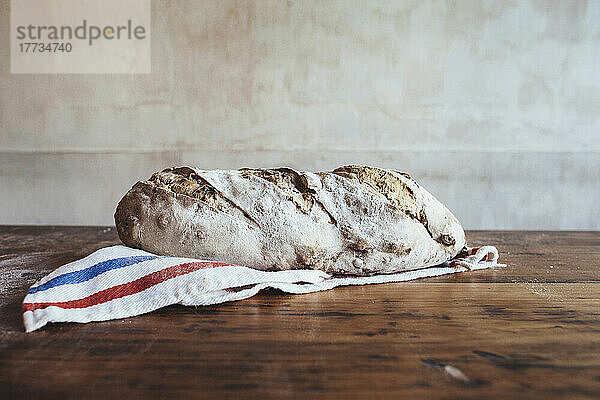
left=27, top=255, right=157, bottom=294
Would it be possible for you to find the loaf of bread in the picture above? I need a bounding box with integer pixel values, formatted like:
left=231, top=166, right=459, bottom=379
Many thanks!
left=114, top=165, right=466, bottom=275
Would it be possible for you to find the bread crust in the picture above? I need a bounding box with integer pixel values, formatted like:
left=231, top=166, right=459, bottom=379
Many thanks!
left=114, top=165, right=466, bottom=275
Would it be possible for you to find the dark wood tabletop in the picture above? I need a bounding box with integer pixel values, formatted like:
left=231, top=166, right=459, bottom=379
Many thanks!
left=0, top=226, right=599, bottom=399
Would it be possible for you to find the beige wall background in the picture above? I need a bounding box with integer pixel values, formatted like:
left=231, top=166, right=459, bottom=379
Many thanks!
left=1, top=0, right=599, bottom=229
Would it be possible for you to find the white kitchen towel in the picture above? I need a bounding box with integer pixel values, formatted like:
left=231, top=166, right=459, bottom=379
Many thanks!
left=23, top=245, right=504, bottom=332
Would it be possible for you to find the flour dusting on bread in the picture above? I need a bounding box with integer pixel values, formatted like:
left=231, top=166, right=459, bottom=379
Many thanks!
left=115, top=165, right=466, bottom=275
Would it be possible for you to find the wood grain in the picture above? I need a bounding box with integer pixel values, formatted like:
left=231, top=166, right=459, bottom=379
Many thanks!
left=0, top=227, right=599, bottom=399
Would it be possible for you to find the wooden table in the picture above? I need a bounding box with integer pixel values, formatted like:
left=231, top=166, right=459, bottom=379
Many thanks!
left=0, top=226, right=598, bottom=399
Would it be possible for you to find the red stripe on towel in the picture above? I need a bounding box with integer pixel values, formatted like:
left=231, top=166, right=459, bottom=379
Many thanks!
left=23, top=261, right=231, bottom=312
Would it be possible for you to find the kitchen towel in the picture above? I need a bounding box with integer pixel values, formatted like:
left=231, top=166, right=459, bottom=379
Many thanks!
left=23, top=245, right=504, bottom=332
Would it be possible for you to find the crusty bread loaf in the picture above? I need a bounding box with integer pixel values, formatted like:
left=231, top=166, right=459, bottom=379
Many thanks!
left=114, top=165, right=466, bottom=275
